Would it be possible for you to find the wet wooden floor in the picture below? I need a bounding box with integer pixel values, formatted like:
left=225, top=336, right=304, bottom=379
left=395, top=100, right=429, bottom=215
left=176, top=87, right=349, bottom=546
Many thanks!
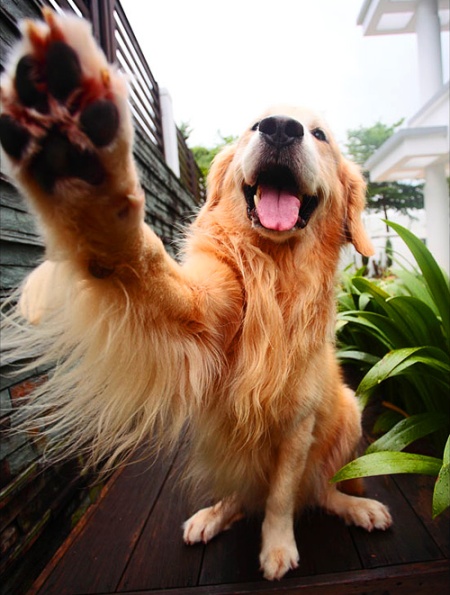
left=29, top=441, right=449, bottom=595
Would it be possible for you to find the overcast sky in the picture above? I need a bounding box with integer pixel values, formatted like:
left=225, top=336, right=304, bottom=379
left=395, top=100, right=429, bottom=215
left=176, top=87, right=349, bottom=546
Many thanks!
left=121, top=0, right=449, bottom=150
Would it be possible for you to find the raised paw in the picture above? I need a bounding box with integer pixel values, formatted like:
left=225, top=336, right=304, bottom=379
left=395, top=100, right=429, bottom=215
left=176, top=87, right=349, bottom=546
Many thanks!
left=0, top=9, right=133, bottom=195
left=0, top=9, right=143, bottom=262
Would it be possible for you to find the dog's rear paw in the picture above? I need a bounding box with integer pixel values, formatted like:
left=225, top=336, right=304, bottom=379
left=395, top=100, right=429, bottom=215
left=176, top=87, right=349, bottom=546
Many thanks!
left=345, top=497, right=393, bottom=532
left=0, top=9, right=132, bottom=195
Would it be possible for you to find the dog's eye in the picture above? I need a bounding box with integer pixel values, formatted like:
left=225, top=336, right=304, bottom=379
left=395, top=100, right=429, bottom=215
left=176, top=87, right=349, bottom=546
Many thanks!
left=250, top=121, right=260, bottom=131
left=312, top=128, right=327, bottom=142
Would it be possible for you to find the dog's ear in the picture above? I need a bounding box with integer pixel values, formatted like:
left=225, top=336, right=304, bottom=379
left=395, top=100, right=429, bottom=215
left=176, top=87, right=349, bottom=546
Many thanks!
left=206, top=144, right=236, bottom=208
left=339, top=159, right=374, bottom=257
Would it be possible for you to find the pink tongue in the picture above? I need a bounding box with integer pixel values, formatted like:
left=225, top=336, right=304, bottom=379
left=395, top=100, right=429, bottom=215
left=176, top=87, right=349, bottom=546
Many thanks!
left=257, top=185, right=300, bottom=231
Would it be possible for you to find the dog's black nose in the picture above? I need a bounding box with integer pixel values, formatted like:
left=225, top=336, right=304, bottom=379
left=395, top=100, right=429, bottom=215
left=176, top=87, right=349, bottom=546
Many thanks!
left=258, top=116, right=304, bottom=147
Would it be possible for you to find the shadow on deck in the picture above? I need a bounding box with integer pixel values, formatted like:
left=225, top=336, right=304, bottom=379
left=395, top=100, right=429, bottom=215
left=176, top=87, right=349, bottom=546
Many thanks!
left=29, top=439, right=449, bottom=595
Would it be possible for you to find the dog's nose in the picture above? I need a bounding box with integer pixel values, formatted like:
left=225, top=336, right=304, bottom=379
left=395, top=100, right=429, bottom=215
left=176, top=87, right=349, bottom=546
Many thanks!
left=258, top=116, right=304, bottom=147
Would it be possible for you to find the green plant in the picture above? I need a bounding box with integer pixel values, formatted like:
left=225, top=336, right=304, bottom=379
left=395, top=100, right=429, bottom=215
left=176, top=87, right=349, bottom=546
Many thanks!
left=334, top=221, right=450, bottom=517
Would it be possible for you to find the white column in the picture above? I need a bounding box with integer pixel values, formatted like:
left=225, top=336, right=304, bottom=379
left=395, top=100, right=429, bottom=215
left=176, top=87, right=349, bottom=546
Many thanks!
left=416, top=0, right=443, bottom=104
left=159, top=87, right=180, bottom=177
left=424, top=162, right=449, bottom=274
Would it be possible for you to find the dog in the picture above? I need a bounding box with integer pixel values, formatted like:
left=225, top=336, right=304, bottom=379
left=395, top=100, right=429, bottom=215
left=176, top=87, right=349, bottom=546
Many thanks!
left=0, top=10, right=392, bottom=581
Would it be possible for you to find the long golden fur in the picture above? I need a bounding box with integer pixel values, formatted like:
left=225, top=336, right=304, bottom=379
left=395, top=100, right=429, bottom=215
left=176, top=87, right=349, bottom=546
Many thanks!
left=1, top=11, right=392, bottom=580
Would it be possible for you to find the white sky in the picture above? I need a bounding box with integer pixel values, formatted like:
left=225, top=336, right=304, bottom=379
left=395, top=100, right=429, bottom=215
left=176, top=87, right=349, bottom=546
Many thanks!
left=121, top=0, right=449, bottom=150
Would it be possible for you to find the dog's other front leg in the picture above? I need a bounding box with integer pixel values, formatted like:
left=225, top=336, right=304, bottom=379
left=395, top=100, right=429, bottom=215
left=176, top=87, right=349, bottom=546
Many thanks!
left=259, top=414, right=315, bottom=581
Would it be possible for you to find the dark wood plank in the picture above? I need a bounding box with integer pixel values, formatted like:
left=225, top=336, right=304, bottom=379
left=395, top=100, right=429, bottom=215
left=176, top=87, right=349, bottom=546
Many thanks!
left=117, top=444, right=205, bottom=592
left=292, top=510, right=362, bottom=576
left=350, top=475, right=445, bottom=568
left=33, top=446, right=177, bottom=595
left=199, top=515, right=264, bottom=585
left=27, top=443, right=449, bottom=595
left=99, top=560, right=450, bottom=595
left=393, top=473, right=450, bottom=557
left=199, top=508, right=362, bottom=586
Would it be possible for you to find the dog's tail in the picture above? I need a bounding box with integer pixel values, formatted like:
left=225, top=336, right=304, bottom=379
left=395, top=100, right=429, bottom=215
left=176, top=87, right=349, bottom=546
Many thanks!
left=2, top=259, right=217, bottom=471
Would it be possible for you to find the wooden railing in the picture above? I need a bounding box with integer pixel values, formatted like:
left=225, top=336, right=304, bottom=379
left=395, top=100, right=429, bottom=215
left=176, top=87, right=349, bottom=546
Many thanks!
left=113, top=1, right=165, bottom=154
left=177, top=129, right=206, bottom=204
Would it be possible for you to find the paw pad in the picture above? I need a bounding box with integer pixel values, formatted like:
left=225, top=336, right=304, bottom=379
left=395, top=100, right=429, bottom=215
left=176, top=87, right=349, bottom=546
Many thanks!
left=15, top=55, right=49, bottom=113
left=46, top=41, right=82, bottom=102
left=28, top=128, right=105, bottom=193
left=80, top=100, right=119, bottom=147
left=0, top=115, right=31, bottom=160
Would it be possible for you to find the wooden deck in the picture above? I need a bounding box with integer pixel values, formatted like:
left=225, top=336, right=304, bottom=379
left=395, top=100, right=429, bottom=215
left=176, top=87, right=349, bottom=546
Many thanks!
left=29, top=440, right=449, bottom=595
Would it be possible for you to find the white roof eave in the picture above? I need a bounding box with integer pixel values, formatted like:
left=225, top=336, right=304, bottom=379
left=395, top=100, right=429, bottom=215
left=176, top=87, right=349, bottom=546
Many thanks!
left=357, top=0, right=450, bottom=35
left=365, top=125, right=449, bottom=181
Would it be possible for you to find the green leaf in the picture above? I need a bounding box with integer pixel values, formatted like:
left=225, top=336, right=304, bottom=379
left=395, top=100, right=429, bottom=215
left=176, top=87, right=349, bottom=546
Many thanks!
left=337, top=311, right=407, bottom=350
left=395, top=268, right=438, bottom=314
left=335, top=319, right=348, bottom=333
left=367, top=413, right=449, bottom=454
left=352, top=277, right=444, bottom=348
left=386, top=296, right=446, bottom=350
left=433, top=435, right=450, bottom=518
left=336, top=349, right=380, bottom=367
left=358, top=292, right=372, bottom=311
left=332, top=451, right=443, bottom=483
left=352, top=277, right=390, bottom=300
left=337, top=294, right=356, bottom=311
left=356, top=347, right=450, bottom=407
left=372, top=410, right=405, bottom=434
left=385, top=220, right=450, bottom=345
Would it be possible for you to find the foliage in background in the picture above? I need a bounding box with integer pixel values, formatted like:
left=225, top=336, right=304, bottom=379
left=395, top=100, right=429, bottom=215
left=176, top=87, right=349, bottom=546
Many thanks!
left=334, top=221, right=450, bottom=518
left=346, top=121, right=424, bottom=218
left=191, top=134, right=237, bottom=178
left=179, top=121, right=237, bottom=179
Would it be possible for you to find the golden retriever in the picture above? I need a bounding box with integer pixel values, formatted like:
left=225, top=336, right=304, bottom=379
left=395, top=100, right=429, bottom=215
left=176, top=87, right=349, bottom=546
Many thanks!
left=0, top=10, right=392, bottom=580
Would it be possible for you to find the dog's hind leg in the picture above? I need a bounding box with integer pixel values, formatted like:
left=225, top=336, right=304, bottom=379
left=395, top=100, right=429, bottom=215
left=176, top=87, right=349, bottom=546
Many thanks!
left=183, top=495, right=244, bottom=544
left=320, top=486, right=393, bottom=531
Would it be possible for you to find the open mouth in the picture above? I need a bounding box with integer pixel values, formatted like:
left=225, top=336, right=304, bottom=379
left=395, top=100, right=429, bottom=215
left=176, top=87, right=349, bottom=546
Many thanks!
left=243, top=165, right=318, bottom=232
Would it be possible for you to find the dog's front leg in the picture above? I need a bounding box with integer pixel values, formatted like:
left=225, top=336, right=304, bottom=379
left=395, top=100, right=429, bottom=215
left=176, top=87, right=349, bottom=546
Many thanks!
left=260, top=414, right=315, bottom=580
left=0, top=10, right=210, bottom=329
left=0, top=11, right=243, bottom=469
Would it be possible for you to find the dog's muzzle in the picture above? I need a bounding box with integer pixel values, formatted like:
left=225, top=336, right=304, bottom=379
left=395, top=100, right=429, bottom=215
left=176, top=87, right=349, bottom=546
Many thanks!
left=244, top=116, right=319, bottom=233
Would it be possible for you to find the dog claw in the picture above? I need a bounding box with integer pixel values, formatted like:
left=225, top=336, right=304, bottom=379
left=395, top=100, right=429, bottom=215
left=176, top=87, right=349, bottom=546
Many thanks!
left=101, top=68, right=111, bottom=87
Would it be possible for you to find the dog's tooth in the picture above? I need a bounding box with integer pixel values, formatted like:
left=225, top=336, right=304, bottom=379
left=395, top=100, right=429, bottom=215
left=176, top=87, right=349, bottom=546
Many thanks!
left=254, top=186, right=261, bottom=207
